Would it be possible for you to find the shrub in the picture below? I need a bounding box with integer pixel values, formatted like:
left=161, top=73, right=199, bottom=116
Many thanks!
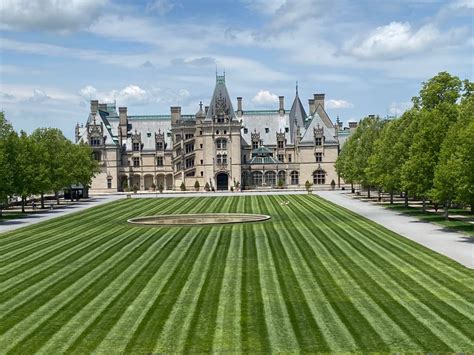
left=194, top=180, right=200, bottom=191
left=277, top=179, right=284, bottom=189
left=158, top=183, right=164, bottom=193
left=305, top=180, right=312, bottom=192
left=133, top=185, right=139, bottom=193
left=180, top=182, right=186, bottom=191
left=150, top=182, right=156, bottom=191
left=330, top=179, right=336, bottom=190
left=204, top=182, right=210, bottom=191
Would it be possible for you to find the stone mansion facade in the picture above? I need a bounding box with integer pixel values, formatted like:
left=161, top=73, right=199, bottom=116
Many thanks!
left=75, top=75, right=356, bottom=192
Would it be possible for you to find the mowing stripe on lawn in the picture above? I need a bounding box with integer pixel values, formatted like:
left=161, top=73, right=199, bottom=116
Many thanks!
left=309, top=197, right=474, bottom=336
left=239, top=196, right=271, bottom=353
left=121, top=226, right=211, bottom=353
left=296, top=195, right=465, bottom=351
left=91, top=197, right=223, bottom=353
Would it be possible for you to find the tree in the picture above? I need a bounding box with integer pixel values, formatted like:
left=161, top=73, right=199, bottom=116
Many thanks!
left=305, top=180, right=312, bottom=192
left=180, top=182, right=186, bottom=191
left=12, top=132, right=36, bottom=213
left=67, top=142, right=100, bottom=191
left=413, top=71, right=462, bottom=110
left=0, top=113, right=16, bottom=216
left=194, top=180, right=200, bottom=191
left=432, top=96, right=474, bottom=217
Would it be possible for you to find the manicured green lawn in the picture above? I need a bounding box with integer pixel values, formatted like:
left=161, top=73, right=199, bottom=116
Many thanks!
left=0, top=195, right=472, bottom=353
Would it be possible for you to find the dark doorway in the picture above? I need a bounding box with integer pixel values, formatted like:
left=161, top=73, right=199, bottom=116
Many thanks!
left=216, top=172, right=229, bottom=191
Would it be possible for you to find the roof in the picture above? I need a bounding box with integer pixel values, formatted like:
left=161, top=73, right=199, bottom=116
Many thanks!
left=248, top=155, right=282, bottom=165
left=301, top=112, right=338, bottom=144
left=288, top=89, right=307, bottom=139
left=205, top=74, right=236, bottom=121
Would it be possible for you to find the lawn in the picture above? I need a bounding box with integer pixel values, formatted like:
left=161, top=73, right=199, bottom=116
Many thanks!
left=0, top=195, right=472, bottom=353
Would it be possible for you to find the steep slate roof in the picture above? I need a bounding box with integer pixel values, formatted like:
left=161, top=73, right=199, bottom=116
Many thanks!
left=300, top=112, right=338, bottom=144
left=205, top=74, right=236, bottom=121
left=241, top=111, right=291, bottom=146
left=288, top=86, right=307, bottom=140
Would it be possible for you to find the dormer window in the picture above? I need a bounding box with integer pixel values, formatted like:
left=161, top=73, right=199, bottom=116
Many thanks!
left=90, top=137, right=101, bottom=146
left=265, top=128, right=269, bottom=133
left=252, top=141, right=259, bottom=150
left=315, top=137, right=322, bottom=146
left=133, top=142, right=140, bottom=151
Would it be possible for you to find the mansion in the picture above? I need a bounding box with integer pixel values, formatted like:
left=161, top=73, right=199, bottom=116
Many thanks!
left=75, top=75, right=356, bottom=192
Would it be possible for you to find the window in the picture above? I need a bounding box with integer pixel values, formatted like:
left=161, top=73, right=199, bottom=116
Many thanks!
left=147, top=132, right=151, bottom=138
left=133, top=142, right=140, bottom=151
left=157, top=156, right=163, bottom=166
left=277, top=154, right=284, bottom=162
left=133, top=157, right=140, bottom=167
left=277, top=140, right=284, bottom=149
left=243, top=155, right=247, bottom=163
left=290, top=171, right=299, bottom=185
left=252, top=171, right=263, bottom=186
left=175, top=134, right=182, bottom=142
left=92, top=151, right=101, bottom=161
left=176, top=162, right=182, bottom=171
left=244, top=128, right=248, bottom=134
left=107, top=178, right=112, bottom=189
left=90, top=137, right=101, bottom=146
left=288, top=154, right=292, bottom=163
left=185, top=144, right=194, bottom=153
left=200, top=171, right=204, bottom=177
left=265, top=128, right=269, bottom=133
left=264, top=171, right=276, bottom=186
left=216, top=138, right=227, bottom=150
left=278, top=170, right=286, bottom=185
left=185, top=158, right=194, bottom=168
left=252, top=141, right=259, bottom=149
left=285, top=127, right=289, bottom=133
left=156, top=141, right=163, bottom=150
left=216, top=154, right=227, bottom=165
left=185, top=133, right=194, bottom=140
left=200, top=144, right=203, bottom=148
left=313, top=169, right=326, bottom=184
left=199, top=131, right=202, bottom=135
left=200, top=160, right=203, bottom=165
left=315, top=152, right=322, bottom=162
left=315, top=137, right=322, bottom=146
left=224, top=130, right=227, bottom=134
left=167, top=132, right=171, bottom=137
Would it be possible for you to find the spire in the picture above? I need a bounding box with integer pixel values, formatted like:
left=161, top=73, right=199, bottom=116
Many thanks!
left=296, top=81, right=299, bottom=96
left=206, top=72, right=235, bottom=121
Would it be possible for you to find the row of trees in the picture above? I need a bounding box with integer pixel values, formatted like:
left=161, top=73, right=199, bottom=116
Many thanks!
left=0, top=113, right=100, bottom=214
left=336, top=72, right=473, bottom=218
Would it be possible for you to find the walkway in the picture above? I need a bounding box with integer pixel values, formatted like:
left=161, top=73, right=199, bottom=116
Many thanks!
left=0, top=195, right=122, bottom=234
left=316, top=190, right=473, bottom=269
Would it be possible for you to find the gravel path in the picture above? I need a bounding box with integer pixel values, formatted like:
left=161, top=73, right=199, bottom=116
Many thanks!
left=316, top=190, right=473, bottom=269
left=0, top=195, right=122, bottom=234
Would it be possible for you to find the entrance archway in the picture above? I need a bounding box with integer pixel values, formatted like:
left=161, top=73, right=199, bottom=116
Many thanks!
left=216, top=172, right=229, bottom=191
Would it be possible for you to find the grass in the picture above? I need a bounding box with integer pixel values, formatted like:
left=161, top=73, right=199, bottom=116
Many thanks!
left=0, top=195, right=472, bottom=353
left=385, top=204, right=474, bottom=237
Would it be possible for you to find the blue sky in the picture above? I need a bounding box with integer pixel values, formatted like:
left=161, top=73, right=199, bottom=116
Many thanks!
left=0, top=0, right=472, bottom=139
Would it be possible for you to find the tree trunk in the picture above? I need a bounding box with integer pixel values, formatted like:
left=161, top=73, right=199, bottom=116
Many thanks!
left=351, top=183, right=354, bottom=194
left=404, top=191, right=408, bottom=208
left=367, top=186, right=371, bottom=199
left=422, top=197, right=426, bottom=213
left=390, top=191, right=394, bottom=204
left=444, top=202, right=449, bottom=219
left=21, top=196, right=25, bottom=213
left=378, top=188, right=381, bottom=202
left=41, top=193, right=45, bottom=209
left=56, top=192, right=60, bottom=205
left=471, top=203, right=474, bottom=214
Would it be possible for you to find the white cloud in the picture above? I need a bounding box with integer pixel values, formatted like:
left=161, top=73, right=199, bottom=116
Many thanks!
left=252, top=90, right=279, bottom=105
left=326, top=99, right=354, bottom=109
left=345, top=22, right=466, bottom=60
left=146, top=0, right=175, bottom=15
left=79, top=85, right=150, bottom=105
left=0, top=0, right=108, bottom=33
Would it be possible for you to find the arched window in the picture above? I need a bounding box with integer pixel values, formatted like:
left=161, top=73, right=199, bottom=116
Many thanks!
left=216, top=138, right=227, bottom=149
left=290, top=171, right=299, bottom=185
left=264, top=171, right=276, bottom=186
left=252, top=171, right=263, bottom=186
left=313, top=169, right=326, bottom=184
left=278, top=170, right=286, bottom=185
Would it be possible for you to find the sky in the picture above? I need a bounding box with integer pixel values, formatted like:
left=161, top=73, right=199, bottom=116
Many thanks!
left=0, top=0, right=472, bottom=139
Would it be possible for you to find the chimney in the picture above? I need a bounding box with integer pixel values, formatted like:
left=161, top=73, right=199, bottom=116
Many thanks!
left=90, top=100, right=99, bottom=114
left=237, top=97, right=243, bottom=116
left=205, top=106, right=209, bottom=115
left=368, top=114, right=375, bottom=119
left=314, top=94, right=325, bottom=110
left=171, top=106, right=181, bottom=124
left=119, top=107, right=128, bottom=138
left=308, top=99, right=315, bottom=114
left=349, top=121, right=358, bottom=133
left=98, top=103, right=107, bottom=112
left=279, top=96, right=284, bottom=115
